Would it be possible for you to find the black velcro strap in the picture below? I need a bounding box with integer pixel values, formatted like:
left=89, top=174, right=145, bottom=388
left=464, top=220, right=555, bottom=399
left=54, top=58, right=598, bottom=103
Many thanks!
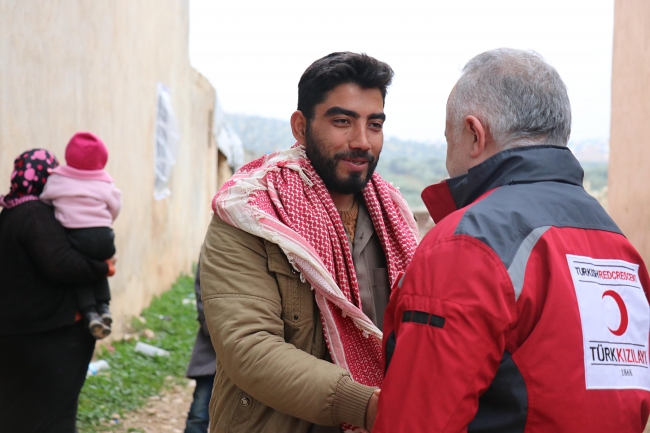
left=429, top=314, right=445, bottom=328
left=401, top=310, right=445, bottom=329
left=411, top=311, right=430, bottom=324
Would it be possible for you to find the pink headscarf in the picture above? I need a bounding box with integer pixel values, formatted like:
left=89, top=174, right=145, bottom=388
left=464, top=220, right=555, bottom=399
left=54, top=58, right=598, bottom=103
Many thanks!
left=0, top=149, right=59, bottom=209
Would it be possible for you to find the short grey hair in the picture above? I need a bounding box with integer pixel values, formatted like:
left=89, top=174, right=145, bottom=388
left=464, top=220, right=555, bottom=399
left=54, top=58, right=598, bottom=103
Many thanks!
left=447, top=48, right=571, bottom=149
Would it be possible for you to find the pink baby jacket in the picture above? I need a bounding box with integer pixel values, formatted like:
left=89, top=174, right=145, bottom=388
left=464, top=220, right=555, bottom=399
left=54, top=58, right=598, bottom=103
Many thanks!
left=40, top=165, right=122, bottom=229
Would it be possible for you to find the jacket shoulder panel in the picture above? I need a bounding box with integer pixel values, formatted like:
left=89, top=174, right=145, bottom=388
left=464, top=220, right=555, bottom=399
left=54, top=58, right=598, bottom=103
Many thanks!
left=455, top=182, right=620, bottom=270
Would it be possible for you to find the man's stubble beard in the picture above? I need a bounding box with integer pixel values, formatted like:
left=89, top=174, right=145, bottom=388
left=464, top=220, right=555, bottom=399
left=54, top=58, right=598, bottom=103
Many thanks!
left=304, top=123, right=380, bottom=195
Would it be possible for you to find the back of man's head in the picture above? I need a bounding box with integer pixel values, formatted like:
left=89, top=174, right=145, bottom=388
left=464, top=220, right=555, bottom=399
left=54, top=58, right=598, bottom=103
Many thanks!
left=447, top=48, right=572, bottom=149
left=297, top=52, right=394, bottom=123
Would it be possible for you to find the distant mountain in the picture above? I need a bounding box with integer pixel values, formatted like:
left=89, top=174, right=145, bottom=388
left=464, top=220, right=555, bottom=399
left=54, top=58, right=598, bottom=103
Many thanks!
left=226, top=114, right=294, bottom=156
left=226, top=113, right=608, bottom=209
left=569, top=139, right=609, bottom=163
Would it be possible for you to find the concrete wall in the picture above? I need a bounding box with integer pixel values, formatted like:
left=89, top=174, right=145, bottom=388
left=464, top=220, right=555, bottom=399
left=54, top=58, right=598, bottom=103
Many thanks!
left=609, top=0, right=650, bottom=265
left=0, top=0, right=218, bottom=337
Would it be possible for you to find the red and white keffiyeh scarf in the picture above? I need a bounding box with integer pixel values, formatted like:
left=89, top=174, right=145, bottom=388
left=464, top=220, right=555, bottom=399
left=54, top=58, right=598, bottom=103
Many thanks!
left=213, top=144, right=419, bottom=408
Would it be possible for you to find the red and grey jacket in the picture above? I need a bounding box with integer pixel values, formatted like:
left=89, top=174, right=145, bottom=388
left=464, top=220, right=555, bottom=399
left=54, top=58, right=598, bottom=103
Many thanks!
left=374, top=145, right=650, bottom=433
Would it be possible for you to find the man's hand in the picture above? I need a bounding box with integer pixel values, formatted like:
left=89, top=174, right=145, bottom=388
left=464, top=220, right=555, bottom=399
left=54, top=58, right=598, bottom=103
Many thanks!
left=365, top=388, right=381, bottom=431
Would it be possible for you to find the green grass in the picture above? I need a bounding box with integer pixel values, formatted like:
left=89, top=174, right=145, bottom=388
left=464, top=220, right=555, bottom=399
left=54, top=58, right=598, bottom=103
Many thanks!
left=77, top=274, right=198, bottom=431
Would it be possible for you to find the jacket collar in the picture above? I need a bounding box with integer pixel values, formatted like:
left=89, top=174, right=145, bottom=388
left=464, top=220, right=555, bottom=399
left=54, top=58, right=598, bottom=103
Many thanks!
left=422, top=145, right=584, bottom=224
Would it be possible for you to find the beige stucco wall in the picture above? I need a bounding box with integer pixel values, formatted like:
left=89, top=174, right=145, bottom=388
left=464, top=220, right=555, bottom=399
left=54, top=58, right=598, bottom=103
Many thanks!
left=609, top=0, right=650, bottom=265
left=0, top=0, right=217, bottom=337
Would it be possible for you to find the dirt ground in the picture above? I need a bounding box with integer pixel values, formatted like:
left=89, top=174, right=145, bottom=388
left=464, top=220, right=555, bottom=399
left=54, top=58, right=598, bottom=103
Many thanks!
left=109, top=379, right=195, bottom=433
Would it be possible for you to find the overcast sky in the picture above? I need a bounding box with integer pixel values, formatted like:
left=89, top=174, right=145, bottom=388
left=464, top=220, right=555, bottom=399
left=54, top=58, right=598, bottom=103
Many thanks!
left=189, top=0, right=614, bottom=144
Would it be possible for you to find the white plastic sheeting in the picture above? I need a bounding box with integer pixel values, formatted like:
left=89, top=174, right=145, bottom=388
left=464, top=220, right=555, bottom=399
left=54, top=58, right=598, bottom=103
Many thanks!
left=154, top=83, right=179, bottom=200
left=216, top=123, right=244, bottom=170
left=212, top=98, right=244, bottom=170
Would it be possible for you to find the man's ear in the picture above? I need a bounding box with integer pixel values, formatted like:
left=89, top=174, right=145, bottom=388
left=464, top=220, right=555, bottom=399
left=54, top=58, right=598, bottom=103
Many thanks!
left=291, top=111, right=307, bottom=144
left=465, top=115, right=487, bottom=158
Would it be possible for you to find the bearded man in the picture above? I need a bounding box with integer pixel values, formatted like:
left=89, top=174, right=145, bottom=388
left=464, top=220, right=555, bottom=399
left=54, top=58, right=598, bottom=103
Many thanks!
left=200, top=52, right=419, bottom=433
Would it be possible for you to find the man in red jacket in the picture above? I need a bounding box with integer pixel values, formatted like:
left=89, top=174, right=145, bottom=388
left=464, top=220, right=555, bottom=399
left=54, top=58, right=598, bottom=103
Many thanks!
left=372, top=48, right=650, bottom=432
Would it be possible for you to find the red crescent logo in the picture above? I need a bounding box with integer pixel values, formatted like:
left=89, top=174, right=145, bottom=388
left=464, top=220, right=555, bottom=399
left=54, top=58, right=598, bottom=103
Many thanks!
left=602, top=290, right=629, bottom=336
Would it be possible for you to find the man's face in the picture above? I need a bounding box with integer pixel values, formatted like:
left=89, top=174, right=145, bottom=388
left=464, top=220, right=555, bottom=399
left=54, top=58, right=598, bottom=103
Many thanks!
left=445, top=89, right=473, bottom=178
left=304, top=83, right=385, bottom=194
left=445, top=116, right=468, bottom=178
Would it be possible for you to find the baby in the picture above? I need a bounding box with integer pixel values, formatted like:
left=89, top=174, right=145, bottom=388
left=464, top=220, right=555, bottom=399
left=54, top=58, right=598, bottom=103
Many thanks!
left=41, top=132, right=122, bottom=339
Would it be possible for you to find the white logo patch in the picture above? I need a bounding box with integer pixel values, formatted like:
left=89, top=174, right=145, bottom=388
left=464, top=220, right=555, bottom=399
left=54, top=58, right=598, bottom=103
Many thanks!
left=567, top=254, right=650, bottom=391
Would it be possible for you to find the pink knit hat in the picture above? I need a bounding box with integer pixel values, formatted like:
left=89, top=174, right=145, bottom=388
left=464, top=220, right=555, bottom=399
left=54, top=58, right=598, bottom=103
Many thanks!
left=65, top=132, right=108, bottom=171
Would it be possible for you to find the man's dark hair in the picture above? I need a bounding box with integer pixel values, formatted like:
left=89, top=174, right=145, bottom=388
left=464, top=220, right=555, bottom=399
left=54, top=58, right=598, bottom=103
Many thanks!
left=297, top=52, right=394, bottom=122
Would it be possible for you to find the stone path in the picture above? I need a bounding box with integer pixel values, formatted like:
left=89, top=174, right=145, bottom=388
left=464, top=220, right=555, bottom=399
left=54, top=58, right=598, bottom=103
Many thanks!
left=109, top=379, right=195, bottom=433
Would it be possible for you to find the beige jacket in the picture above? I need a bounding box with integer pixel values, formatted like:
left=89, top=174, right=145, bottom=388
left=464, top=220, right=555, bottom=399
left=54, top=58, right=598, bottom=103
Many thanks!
left=201, top=202, right=390, bottom=433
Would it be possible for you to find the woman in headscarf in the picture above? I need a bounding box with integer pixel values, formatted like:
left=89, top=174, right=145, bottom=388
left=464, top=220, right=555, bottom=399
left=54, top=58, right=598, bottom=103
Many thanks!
left=0, top=149, right=113, bottom=433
